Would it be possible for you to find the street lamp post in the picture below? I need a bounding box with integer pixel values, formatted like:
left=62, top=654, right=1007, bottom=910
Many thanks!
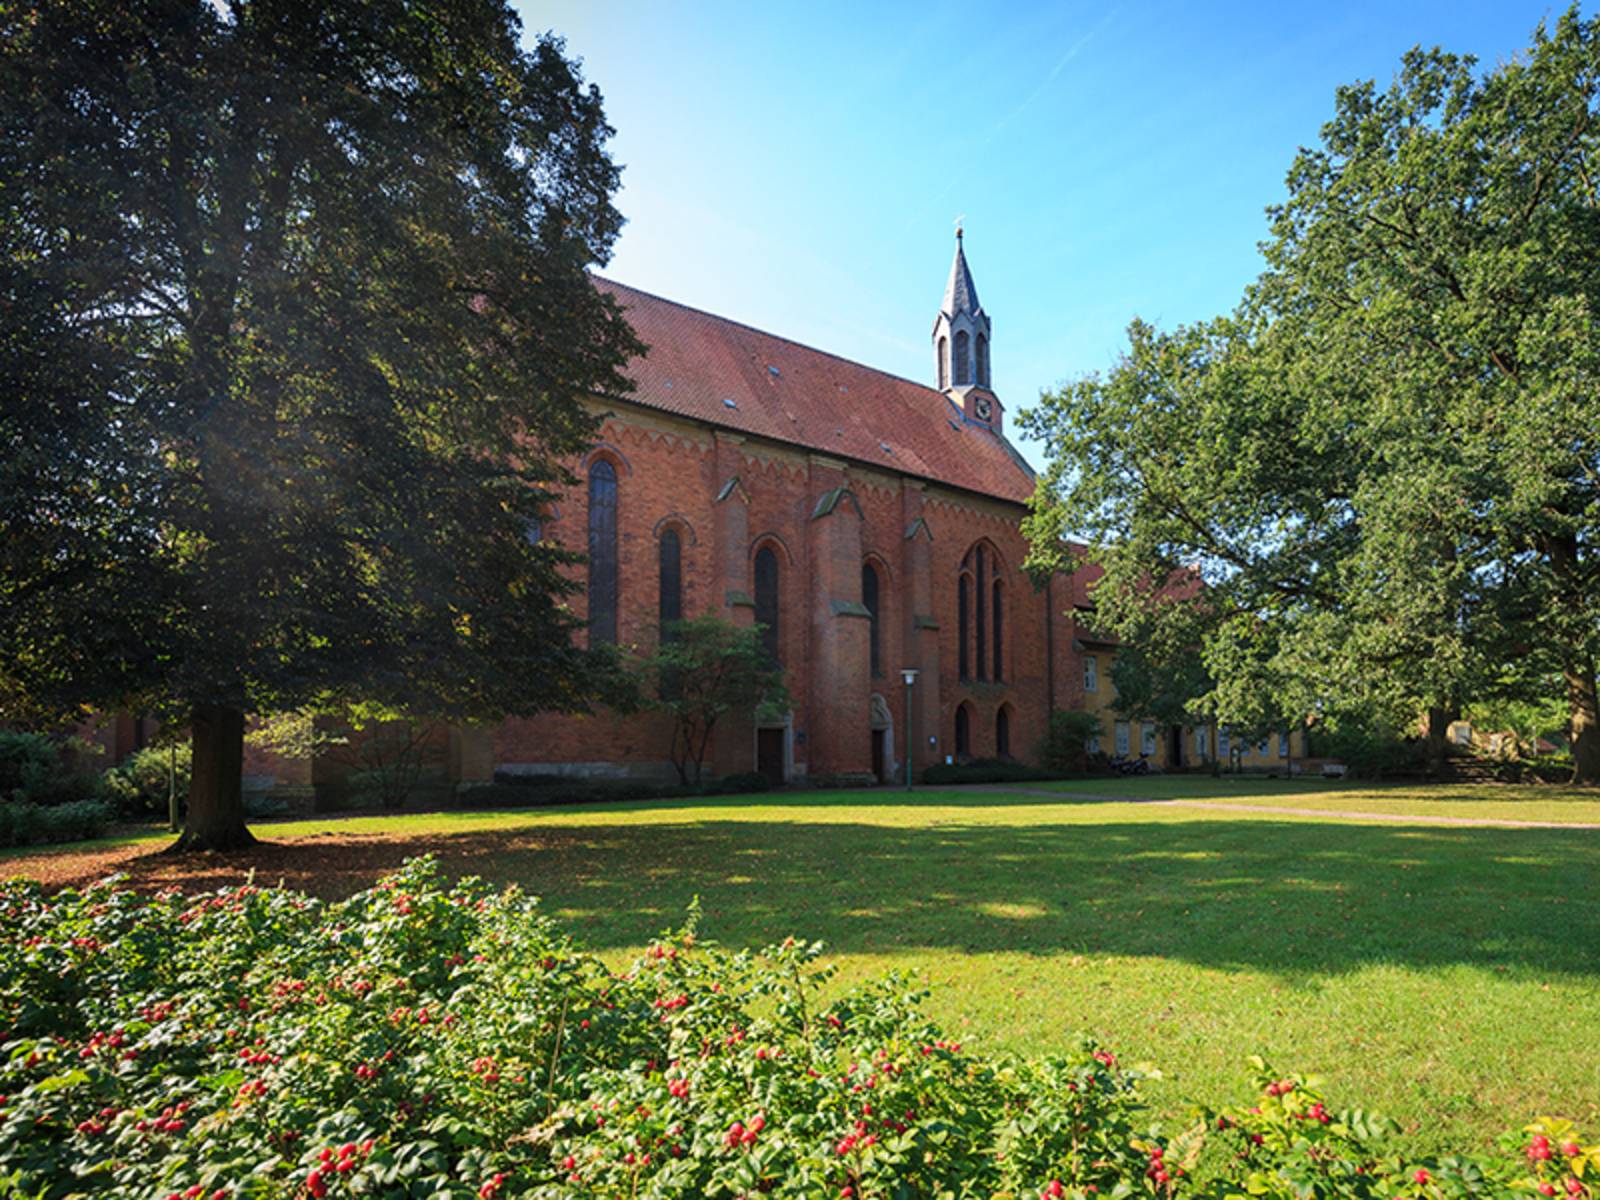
left=900, top=669, right=919, bottom=791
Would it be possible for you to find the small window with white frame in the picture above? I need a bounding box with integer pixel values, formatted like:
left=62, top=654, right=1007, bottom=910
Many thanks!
left=1141, top=723, right=1157, bottom=756
left=1194, top=726, right=1209, bottom=758
left=1114, top=721, right=1130, bottom=757
left=1279, top=731, right=1290, bottom=756
left=1084, top=654, right=1098, bottom=693
left=1218, top=728, right=1230, bottom=756
left=1454, top=723, right=1472, bottom=746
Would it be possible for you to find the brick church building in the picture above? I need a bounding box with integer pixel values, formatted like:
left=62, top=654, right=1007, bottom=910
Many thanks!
left=90, top=236, right=1303, bottom=799
left=475, top=232, right=1117, bottom=788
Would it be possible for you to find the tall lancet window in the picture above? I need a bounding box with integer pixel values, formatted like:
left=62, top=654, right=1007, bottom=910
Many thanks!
left=658, top=528, right=682, bottom=632
left=587, top=460, right=618, bottom=645
left=992, top=578, right=1004, bottom=681
left=954, top=330, right=971, bottom=386
left=754, top=546, right=781, bottom=666
left=976, top=334, right=990, bottom=387
left=937, top=336, right=949, bottom=389
left=862, top=561, right=882, bottom=678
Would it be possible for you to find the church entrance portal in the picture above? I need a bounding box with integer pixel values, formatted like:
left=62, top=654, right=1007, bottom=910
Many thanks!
left=756, top=728, right=786, bottom=787
left=869, top=693, right=894, bottom=784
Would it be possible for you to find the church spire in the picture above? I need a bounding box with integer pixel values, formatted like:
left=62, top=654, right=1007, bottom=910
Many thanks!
left=942, top=227, right=983, bottom=320
left=931, top=229, right=998, bottom=429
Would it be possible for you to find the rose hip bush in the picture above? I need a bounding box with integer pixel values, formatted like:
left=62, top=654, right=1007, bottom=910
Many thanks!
left=0, top=857, right=1590, bottom=1200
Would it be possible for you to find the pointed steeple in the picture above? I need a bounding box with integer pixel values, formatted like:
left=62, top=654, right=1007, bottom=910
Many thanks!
left=941, top=228, right=983, bottom=319
left=931, top=228, right=999, bottom=430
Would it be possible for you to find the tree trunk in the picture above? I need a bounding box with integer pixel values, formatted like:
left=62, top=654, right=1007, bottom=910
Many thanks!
left=171, top=704, right=255, bottom=852
left=1424, top=706, right=1456, bottom=779
left=1566, top=661, right=1600, bottom=785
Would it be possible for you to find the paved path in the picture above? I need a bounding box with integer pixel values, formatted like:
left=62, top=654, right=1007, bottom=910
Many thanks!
left=945, top=784, right=1600, bottom=830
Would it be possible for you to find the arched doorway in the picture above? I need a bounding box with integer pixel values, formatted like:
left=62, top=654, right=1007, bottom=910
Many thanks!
left=869, top=692, right=894, bottom=783
left=955, top=702, right=973, bottom=760
left=755, top=711, right=792, bottom=787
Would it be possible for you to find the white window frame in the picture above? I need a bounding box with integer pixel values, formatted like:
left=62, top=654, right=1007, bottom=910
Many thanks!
left=1279, top=732, right=1290, bottom=757
left=1114, top=721, right=1130, bottom=757
left=1194, top=726, right=1209, bottom=758
left=1084, top=654, right=1098, bottom=693
left=1141, top=723, right=1157, bottom=757
left=1218, top=728, right=1230, bottom=756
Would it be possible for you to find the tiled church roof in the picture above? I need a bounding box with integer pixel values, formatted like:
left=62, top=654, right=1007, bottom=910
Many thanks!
left=591, top=277, right=1036, bottom=505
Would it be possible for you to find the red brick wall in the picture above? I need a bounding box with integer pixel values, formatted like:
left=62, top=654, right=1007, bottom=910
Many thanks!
left=486, top=403, right=1093, bottom=783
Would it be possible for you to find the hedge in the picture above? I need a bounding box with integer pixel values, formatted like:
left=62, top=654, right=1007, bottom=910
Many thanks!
left=0, top=798, right=113, bottom=848
left=459, top=772, right=769, bottom=809
left=0, top=857, right=1591, bottom=1199
left=921, top=757, right=1065, bottom=785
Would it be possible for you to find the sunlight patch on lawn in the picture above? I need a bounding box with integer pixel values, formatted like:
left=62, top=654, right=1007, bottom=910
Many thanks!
left=976, top=901, right=1049, bottom=920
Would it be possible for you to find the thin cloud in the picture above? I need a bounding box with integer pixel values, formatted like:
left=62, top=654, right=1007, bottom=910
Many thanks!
left=994, top=6, right=1122, bottom=134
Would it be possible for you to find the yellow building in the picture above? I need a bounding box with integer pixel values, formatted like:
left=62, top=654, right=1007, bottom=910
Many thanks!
left=1073, top=637, right=1309, bottom=772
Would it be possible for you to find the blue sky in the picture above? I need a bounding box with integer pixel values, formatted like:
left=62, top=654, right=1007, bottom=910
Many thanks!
left=527, top=1, right=1577, bottom=471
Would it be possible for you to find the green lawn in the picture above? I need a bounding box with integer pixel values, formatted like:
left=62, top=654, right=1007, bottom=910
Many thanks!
left=1028, top=774, right=1600, bottom=823
left=9, top=780, right=1599, bottom=1148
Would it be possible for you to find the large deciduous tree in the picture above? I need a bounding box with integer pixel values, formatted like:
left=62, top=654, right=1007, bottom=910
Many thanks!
left=0, top=1, right=642, bottom=847
left=1024, top=9, right=1600, bottom=782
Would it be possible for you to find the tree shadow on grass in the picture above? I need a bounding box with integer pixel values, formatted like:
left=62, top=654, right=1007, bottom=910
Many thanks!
left=25, top=817, right=1600, bottom=984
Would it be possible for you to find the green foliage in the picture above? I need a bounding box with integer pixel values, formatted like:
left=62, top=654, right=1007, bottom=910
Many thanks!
left=0, top=859, right=1590, bottom=1198
left=645, top=618, right=792, bottom=785
left=1039, top=709, right=1108, bottom=773
left=1021, top=8, right=1600, bottom=782
left=102, top=743, right=191, bottom=818
left=1304, top=714, right=1425, bottom=779
left=0, top=798, right=113, bottom=847
left=0, top=731, right=103, bottom=808
left=0, top=1, right=643, bottom=844
left=245, top=712, right=349, bottom=762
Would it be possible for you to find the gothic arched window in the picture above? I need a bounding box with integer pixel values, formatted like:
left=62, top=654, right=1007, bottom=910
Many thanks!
left=754, top=546, right=781, bottom=665
left=955, top=703, right=972, bottom=759
left=587, top=459, right=618, bottom=645
left=953, top=330, right=971, bottom=387
left=658, top=528, right=682, bottom=632
left=957, top=572, right=971, bottom=680
left=862, top=561, right=882, bottom=678
left=937, top=336, right=949, bottom=390
left=974, top=545, right=987, bottom=680
left=992, top=578, right=1004, bottom=681
left=976, top=333, right=990, bottom=387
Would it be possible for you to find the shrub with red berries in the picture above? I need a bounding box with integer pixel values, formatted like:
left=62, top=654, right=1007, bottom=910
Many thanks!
left=0, top=859, right=1590, bottom=1199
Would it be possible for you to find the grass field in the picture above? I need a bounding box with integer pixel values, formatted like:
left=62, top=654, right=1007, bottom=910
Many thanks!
left=5, top=778, right=1598, bottom=1150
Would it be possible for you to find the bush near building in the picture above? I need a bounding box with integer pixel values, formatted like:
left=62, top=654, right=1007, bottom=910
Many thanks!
left=0, top=731, right=113, bottom=846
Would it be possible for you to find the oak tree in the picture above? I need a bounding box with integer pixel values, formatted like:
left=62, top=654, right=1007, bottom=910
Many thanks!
left=1025, top=9, right=1600, bottom=780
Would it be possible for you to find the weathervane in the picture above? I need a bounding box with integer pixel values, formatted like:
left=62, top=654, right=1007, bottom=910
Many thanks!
left=954, top=213, right=965, bottom=239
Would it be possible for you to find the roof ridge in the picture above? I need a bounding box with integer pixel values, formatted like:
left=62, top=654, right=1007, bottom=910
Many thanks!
left=592, top=274, right=953, bottom=401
